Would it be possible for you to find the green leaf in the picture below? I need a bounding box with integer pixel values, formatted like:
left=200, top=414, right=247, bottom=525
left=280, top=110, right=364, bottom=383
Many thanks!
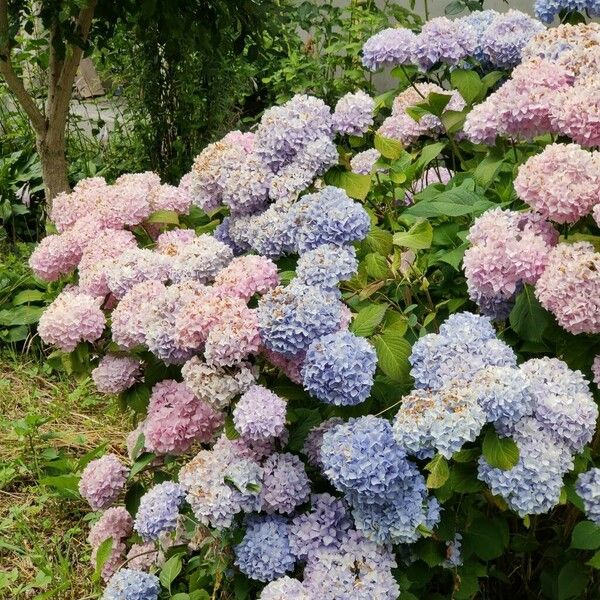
left=472, top=149, right=504, bottom=188
left=586, top=550, right=600, bottom=569
left=509, top=285, right=553, bottom=343
left=558, top=560, right=588, bottom=600
left=120, top=384, right=151, bottom=413
left=189, top=592, right=210, bottom=600
left=406, top=181, right=492, bottom=218
left=364, top=253, right=389, bottom=280
left=423, top=92, right=452, bottom=117
left=415, top=142, right=446, bottom=171
left=437, top=243, right=468, bottom=270
left=393, top=220, right=433, bottom=250
left=372, top=330, right=411, bottom=382
left=482, top=429, right=519, bottom=470
left=160, top=555, right=182, bottom=591
left=464, top=516, right=509, bottom=561
left=0, top=306, right=44, bottom=326
left=129, top=452, right=157, bottom=479
left=40, top=474, right=80, bottom=498
left=147, top=210, right=179, bottom=225
left=450, top=69, right=483, bottom=104
left=374, top=133, right=403, bottom=160
left=11, top=289, right=45, bottom=305
left=94, top=537, right=113, bottom=578
left=571, top=521, right=600, bottom=550
left=337, top=171, right=372, bottom=200
left=350, top=304, right=387, bottom=337
left=440, top=109, right=467, bottom=134
left=171, top=594, right=190, bottom=600
left=425, top=454, right=450, bottom=489
left=416, top=539, right=444, bottom=566
left=364, top=227, right=393, bottom=255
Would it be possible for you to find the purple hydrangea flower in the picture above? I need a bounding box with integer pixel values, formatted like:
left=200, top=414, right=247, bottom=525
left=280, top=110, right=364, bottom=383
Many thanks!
left=92, top=354, right=142, bottom=395
left=134, top=481, right=186, bottom=541
left=362, top=27, right=417, bottom=71
left=302, top=417, right=344, bottom=468
left=412, top=17, right=477, bottom=70
left=234, top=515, right=296, bottom=582
left=233, top=384, right=287, bottom=441
left=289, top=493, right=352, bottom=561
left=295, top=244, right=358, bottom=294
left=350, top=149, right=381, bottom=175
left=261, top=453, right=311, bottom=514
left=332, top=91, right=374, bottom=136
left=302, top=331, right=377, bottom=406
left=577, top=468, right=600, bottom=524
left=260, top=577, right=310, bottom=600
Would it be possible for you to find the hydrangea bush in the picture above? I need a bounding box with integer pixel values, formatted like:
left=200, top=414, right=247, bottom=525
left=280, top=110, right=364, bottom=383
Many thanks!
left=30, top=3, right=600, bottom=599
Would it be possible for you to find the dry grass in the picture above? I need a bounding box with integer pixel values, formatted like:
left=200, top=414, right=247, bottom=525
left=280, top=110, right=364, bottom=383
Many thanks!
left=0, top=355, right=129, bottom=599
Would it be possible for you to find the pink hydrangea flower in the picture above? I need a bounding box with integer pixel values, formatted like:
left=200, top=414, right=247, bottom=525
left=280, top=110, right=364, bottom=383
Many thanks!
left=514, top=143, right=600, bottom=223
left=233, top=384, right=287, bottom=442
left=38, top=289, right=105, bottom=351
left=79, top=453, right=129, bottom=510
left=143, top=380, right=224, bottom=455
left=149, top=183, right=192, bottom=214
left=535, top=242, right=600, bottom=334
left=126, top=542, right=158, bottom=572
left=214, top=255, right=279, bottom=301
left=91, top=354, right=143, bottom=394
left=155, top=229, right=196, bottom=254
left=88, top=507, right=133, bottom=581
left=29, top=232, right=82, bottom=281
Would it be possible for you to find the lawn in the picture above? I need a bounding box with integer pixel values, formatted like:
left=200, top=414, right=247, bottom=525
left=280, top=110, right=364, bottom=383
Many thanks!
left=0, top=356, right=127, bottom=599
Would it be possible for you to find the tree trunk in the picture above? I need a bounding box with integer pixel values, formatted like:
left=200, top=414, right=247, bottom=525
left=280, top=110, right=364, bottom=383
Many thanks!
left=36, top=128, right=70, bottom=205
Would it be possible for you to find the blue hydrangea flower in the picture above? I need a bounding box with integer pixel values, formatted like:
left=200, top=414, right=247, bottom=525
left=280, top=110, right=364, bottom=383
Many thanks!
left=520, top=357, right=597, bottom=452
left=241, top=204, right=297, bottom=259
left=470, top=365, right=535, bottom=434
left=332, top=91, right=374, bottom=136
left=134, top=481, right=185, bottom=541
left=480, top=10, right=545, bottom=68
left=412, top=17, right=477, bottom=70
left=302, top=331, right=376, bottom=406
left=257, top=283, right=345, bottom=357
left=234, top=515, right=296, bottom=582
left=102, top=569, right=160, bottom=600
left=214, top=217, right=249, bottom=256
left=350, top=462, right=440, bottom=544
left=443, top=534, right=463, bottom=568
left=260, top=577, right=310, bottom=600
left=534, top=0, right=600, bottom=24
left=459, top=10, right=499, bottom=63
left=361, top=27, right=417, bottom=71
left=261, top=453, right=311, bottom=515
left=576, top=468, right=600, bottom=524
left=289, top=493, right=352, bottom=561
left=289, top=186, right=371, bottom=253
left=254, top=95, right=333, bottom=172
left=295, top=244, right=358, bottom=294
left=409, top=312, right=516, bottom=391
left=478, top=418, right=573, bottom=516
left=320, top=416, right=412, bottom=497
left=393, top=387, right=486, bottom=459
left=302, top=529, right=400, bottom=600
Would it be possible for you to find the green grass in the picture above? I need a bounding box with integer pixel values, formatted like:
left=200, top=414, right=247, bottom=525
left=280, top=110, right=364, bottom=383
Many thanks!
left=0, top=354, right=128, bottom=599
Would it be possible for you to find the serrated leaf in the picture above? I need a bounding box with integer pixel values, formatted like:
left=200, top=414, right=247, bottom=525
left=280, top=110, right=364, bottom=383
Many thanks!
left=350, top=304, right=387, bottom=337
left=147, top=210, right=179, bottom=225
left=425, top=454, right=450, bottom=489
left=364, top=253, right=389, bottom=280
left=450, top=69, right=483, bottom=104
left=509, top=285, right=552, bottom=343
left=40, top=474, right=80, bottom=498
left=364, top=227, right=393, bottom=255
left=482, top=429, right=519, bottom=470
left=374, top=133, right=403, bottom=160
left=472, top=149, right=504, bottom=188
left=372, top=330, right=411, bottom=382
left=557, top=560, right=588, bottom=600
left=160, top=555, right=182, bottom=591
left=586, top=550, right=600, bottom=569
left=0, top=305, right=44, bottom=326
left=571, top=521, right=600, bottom=550
left=393, top=220, right=433, bottom=250
left=415, top=142, right=446, bottom=171
left=463, top=516, right=509, bottom=561
left=338, top=171, right=372, bottom=200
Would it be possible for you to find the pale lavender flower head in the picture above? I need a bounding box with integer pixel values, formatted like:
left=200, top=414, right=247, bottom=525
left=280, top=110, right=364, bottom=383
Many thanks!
left=261, top=453, right=311, bottom=514
left=92, top=354, right=142, bottom=394
left=332, top=91, right=374, bottom=136
left=362, top=27, right=417, bottom=71
left=577, top=468, right=600, bottom=524
left=134, top=481, right=186, bottom=541
left=233, top=384, right=287, bottom=441
left=79, top=453, right=128, bottom=510
left=350, top=149, right=381, bottom=175
left=102, top=569, right=160, bottom=600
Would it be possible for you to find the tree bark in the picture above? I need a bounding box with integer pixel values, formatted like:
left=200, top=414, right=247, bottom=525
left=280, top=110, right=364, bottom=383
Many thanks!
left=36, top=127, right=71, bottom=202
